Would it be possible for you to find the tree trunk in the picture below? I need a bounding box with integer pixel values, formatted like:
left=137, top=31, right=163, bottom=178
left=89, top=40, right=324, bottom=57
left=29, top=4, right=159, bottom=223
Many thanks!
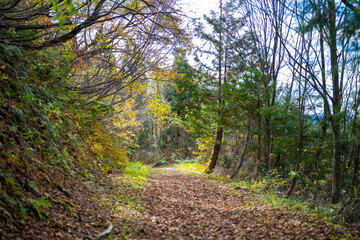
left=206, top=0, right=224, bottom=174
left=265, top=116, right=272, bottom=170
left=257, top=97, right=263, bottom=165
left=286, top=110, right=304, bottom=197
left=206, top=127, right=224, bottom=173
left=320, top=26, right=329, bottom=135
left=331, top=124, right=342, bottom=203
left=351, top=145, right=359, bottom=187
left=231, top=122, right=251, bottom=178
left=154, top=124, right=165, bottom=153
left=329, top=0, right=342, bottom=204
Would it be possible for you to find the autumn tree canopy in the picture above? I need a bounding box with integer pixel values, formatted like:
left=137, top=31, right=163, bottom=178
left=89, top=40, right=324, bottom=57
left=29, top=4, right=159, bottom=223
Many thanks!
left=0, top=0, right=185, bottom=48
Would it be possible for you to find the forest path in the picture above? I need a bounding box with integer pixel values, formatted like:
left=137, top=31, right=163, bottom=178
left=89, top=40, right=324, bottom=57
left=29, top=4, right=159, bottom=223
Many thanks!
left=129, top=169, right=353, bottom=240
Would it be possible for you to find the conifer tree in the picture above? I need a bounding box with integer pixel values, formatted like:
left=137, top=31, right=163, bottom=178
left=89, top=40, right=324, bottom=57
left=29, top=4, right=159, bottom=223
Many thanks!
left=193, top=0, right=249, bottom=173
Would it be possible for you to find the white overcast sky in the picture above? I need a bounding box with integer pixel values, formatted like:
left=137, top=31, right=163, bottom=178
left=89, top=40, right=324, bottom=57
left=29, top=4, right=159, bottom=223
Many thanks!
left=179, top=0, right=219, bottom=19
left=177, top=0, right=220, bottom=67
left=177, top=0, right=292, bottom=93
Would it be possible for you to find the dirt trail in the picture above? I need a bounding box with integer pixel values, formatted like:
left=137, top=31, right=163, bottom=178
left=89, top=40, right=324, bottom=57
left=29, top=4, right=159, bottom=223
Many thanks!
left=129, top=169, right=356, bottom=240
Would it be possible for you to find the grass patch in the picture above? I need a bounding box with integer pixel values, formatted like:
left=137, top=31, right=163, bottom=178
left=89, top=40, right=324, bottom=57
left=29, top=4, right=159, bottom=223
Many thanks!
left=122, top=161, right=151, bottom=188
left=257, top=193, right=344, bottom=223
left=175, top=161, right=207, bottom=174
left=260, top=193, right=312, bottom=211
left=151, top=168, right=167, bottom=174
left=99, top=162, right=152, bottom=222
left=210, top=174, right=343, bottom=223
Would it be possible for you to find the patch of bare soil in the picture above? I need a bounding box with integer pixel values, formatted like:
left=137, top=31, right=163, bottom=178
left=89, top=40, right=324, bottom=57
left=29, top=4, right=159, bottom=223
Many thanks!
left=130, top=170, right=359, bottom=240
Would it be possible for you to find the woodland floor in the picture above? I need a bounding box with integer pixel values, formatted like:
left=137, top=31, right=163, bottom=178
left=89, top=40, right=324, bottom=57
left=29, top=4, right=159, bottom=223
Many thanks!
left=1, top=168, right=359, bottom=239
left=128, top=169, right=359, bottom=240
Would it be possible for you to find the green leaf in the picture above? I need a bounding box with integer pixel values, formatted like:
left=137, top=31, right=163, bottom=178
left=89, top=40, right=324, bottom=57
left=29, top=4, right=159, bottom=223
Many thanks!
left=27, top=180, right=40, bottom=194
left=28, top=197, right=51, bottom=208
left=289, top=170, right=300, bottom=178
left=28, top=197, right=51, bottom=220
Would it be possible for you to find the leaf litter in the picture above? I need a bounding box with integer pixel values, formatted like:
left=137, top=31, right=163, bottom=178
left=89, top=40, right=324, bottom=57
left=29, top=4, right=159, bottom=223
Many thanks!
left=1, top=168, right=359, bottom=239
left=129, top=169, right=359, bottom=240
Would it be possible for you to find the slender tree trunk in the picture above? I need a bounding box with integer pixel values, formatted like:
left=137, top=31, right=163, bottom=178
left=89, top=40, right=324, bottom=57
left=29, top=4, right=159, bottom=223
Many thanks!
left=231, top=121, right=251, bottom=178
left=154, top=124, right=165, bottom=153
left=286, top=24, right=309, bottom=197
left=351, top=145, right=359, bottom=187
left=329, top=0, right=342, bottom=204
left=286, top=102, right=304, bottom=197
left=265, top=117, right=272, bottom=170
left=331, top=124, right=342, bottom=203
left=320, top=27, right=329, bottom=135
left=351, top=101, right=360, bottom=188
left=206, top=0, right=224, bottom=174
left=206, top=127, right=224, bottom=173
left=257, top=97, right=263, bottom=165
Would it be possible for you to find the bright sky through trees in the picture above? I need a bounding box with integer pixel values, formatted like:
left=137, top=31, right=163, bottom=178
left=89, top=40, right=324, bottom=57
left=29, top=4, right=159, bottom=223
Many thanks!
left=180, top=0, right=218, bottom=18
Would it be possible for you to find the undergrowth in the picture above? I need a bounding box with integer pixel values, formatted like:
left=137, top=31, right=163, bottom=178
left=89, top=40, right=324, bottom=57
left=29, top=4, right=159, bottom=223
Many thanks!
left=102, top=161, right=151, bottom=229
left=0, top=44, right=129, bottom=233
left=175, top=159, right=206, bottom=174
left=122, top=161, right=151, bottom=188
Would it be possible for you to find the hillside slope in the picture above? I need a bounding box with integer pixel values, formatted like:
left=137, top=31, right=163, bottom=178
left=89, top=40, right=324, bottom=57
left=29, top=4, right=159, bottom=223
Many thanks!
left=0, top=45, right=132, bottom=239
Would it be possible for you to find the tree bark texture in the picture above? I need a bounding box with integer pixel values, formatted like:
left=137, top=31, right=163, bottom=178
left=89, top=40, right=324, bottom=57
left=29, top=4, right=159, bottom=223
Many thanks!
left=206, top=127, right=224, bottom=173
left=329, top=0, right=342, bottom=204
left=231, top=122, right=251, bottom=178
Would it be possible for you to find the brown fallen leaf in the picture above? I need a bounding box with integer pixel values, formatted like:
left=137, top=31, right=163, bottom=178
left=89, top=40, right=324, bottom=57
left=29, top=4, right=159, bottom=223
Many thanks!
left=129, top=170, right=359, bottom=240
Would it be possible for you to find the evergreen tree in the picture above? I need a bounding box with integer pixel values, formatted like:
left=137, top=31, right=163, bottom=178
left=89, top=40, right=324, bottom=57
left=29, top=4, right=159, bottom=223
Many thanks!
left=193, top=0, right=250, bottom=173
